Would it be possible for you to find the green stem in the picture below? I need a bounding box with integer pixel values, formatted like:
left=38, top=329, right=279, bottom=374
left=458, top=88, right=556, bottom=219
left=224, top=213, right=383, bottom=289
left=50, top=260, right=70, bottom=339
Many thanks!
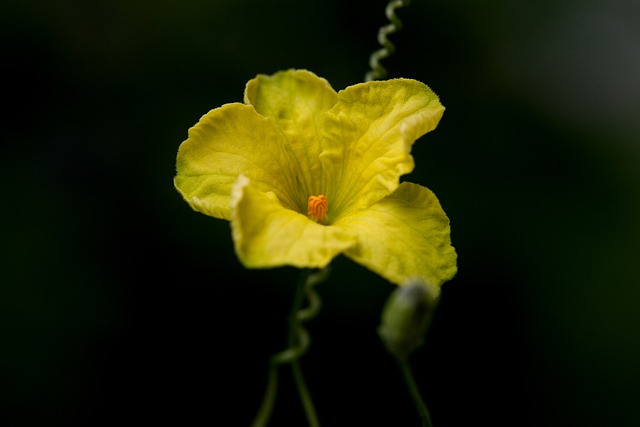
left=251, top=269, right=325, bottom=427
left=292, top=358, right=320, bottom=427
left=289, top=270, right=321, bottom=427
left=251, top=366, right=279, bottom=427
left=398, top=359, right=433, bottom=427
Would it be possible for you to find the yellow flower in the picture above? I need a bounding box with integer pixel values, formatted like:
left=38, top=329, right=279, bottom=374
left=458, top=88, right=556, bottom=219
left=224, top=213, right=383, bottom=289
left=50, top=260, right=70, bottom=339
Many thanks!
left=174, top=70, right=457, bottom=291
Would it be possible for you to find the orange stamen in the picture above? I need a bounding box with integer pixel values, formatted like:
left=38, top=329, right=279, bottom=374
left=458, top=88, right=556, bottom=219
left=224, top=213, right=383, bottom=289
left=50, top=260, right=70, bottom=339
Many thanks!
left=307, top=195, right=328, bottom=223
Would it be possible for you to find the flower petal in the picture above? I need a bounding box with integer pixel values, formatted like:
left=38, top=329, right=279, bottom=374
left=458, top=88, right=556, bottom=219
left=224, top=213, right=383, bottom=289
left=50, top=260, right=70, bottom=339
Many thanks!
left=336, top=182, right=457, bottom=289
left=320, top=79, right=444, bottom=220
left=230, top=175, right=357, bottom=268
left=174, top=103, right=299, bottom=220
left=244, top=69, right=338, bottom=197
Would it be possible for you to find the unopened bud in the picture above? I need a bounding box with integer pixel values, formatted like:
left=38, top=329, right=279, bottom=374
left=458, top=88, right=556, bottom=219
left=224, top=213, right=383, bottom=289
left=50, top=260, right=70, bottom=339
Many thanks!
left=378, top=279, right=439, bottom=361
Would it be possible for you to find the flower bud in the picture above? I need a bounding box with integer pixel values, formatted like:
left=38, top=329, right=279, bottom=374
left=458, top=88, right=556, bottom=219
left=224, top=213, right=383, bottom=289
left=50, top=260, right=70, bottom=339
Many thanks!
left=378, top=279, right=439, bottom=361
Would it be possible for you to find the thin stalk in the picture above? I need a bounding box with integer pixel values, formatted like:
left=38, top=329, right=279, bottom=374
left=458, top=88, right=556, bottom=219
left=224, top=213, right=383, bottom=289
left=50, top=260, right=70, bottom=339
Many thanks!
left=292, top=358, right=320, bottom=427
left=398, top=359, right=433, bottom=427
left=288, top=269, right=321, bottom=427
left=251, top=366, right=279, bottom=427
left=251, top=269, right=324, bottom=427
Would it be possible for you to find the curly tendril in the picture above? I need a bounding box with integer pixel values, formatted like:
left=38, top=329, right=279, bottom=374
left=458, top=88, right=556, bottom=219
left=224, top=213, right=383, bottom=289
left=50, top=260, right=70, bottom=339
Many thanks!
left=365, top=0, right=412, bottom=82
left=251, top=268, right=329, bottom=427
left=270, top=268, right=325, bottom=365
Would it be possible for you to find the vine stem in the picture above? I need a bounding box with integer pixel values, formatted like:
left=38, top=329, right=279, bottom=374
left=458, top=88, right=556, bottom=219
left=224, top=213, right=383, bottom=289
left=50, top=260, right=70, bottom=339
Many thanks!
left=251, top=269, right=326, bottom=427
left=250, top=364, right=279, bottom=427
left=288, top=269, right=321, bottom=427
left=398, top=359, right=433, bottom=427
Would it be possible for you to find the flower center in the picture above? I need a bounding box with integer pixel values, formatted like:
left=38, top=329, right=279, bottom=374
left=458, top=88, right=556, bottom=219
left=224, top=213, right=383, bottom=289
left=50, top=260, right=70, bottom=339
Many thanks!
left=307, top=195, right=328, bottom=223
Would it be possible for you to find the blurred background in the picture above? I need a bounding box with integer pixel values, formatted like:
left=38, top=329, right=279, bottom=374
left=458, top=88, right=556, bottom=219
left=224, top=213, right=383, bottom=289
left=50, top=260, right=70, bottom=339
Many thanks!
left=2, top=0, right=639, bottom=425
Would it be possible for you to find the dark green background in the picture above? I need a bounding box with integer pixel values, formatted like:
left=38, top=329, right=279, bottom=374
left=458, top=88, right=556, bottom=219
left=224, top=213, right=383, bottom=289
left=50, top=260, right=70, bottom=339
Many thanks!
left=2, top=0, right=639, bottom=425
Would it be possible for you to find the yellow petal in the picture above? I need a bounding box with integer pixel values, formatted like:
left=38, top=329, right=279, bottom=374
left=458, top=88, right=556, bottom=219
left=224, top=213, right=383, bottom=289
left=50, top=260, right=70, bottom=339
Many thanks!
left=174, top=103, right=299, bottom=220
left=336, top=182, right=457, bottom=289
left=231, top=175, right=357, bottom=268
left=244, top=69, right=338, bottom=198
left=320, top=79, right=444, bottom=221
